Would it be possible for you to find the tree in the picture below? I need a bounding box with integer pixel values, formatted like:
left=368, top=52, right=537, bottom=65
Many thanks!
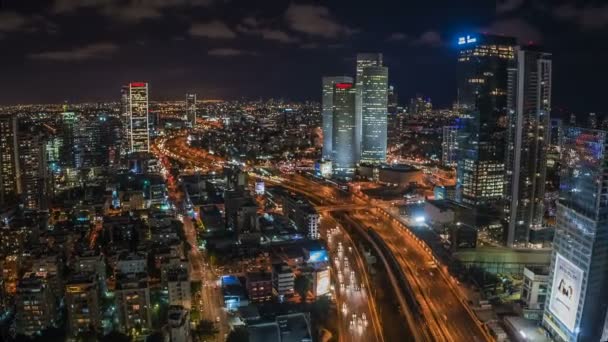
left=226, top=327, right=249, bottom=342
left=294, top=274, right=311, bottom=301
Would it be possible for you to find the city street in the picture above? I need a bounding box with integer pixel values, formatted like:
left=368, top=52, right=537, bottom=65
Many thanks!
left=322, top=216, right=384, bottom=342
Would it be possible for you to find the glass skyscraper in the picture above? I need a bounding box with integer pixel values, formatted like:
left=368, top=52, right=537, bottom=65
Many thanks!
left=0, top=114, right=18, bottom=206
left=331, top=82, right=357, bottom=179
left=322, top=76, right=353, bottom=161
left=456, top=34, right=516, bottom=206
left=543, top=127, right=608, bottom=342
left=186, top=93, right=197, bottom=127
left=356, top=53, right=383, bottom=162
left=504, top=47, right=552, bottom=247
left=360, top=65, right=388, bottom=164
left=128, top=82, right=150, bottom=153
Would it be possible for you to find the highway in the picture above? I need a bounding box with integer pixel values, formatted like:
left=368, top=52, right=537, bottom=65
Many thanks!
left=322, top=215, right=384, bottom=342
left=283, top=174, right=489, bottom=342
left=155, top=131, right=487, bottom=342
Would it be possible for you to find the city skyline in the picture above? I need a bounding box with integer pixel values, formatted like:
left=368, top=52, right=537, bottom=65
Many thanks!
left=0, top=0, right=607, bottom=115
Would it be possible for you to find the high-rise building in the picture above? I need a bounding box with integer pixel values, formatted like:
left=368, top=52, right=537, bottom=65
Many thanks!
left=332, top=82, right=357, bottom=178
left=542, top=127, right=608, bottom=342
left=504, top=47, right=552, bottom=248
left=17, top=128, right=47, bottom=210
left=588, top=112, right=597, bottom=129
left=387, top=85, right=398, bottom=115
left=186, top=93, right=197, bottom=127
left=360, top=65, right=388, bottom=164
left=322, top=76, right=353, bottom=161
left=569, top=113, right=577, bottom=126
left=442, top=125, right=459, bottom=167
left=0, top=115, right=18, bottom=205
left=167, top=265, right=191, bottom=309
left=15, top=272, right=56, bottom=337
left=115, top=272, right=152, bottom=334
left=455, top=33, right=516, bottom=206
left=120, top=85, right=130, bottom=156
left=128, top=82, right=150, bottom=153
left=356, top=53, right=383, bottom=162
left=65, top=273, right=101, bottom=336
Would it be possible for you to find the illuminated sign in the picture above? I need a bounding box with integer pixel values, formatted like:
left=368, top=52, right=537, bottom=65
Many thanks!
left=130, top=82, right=147, bottom=87
left=308, top=249, right=329, bottom=263
left=335, top=83, right=353, bottom=90
left=458, top=35, right=478, bottom=45
left=315, top=269, right=330, bottom=297
left=548, top=253, right=584, bottom=332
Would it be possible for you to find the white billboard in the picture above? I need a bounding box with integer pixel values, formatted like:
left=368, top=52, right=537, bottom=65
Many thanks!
left=315, top=269, right=330, bottom=297
left=549, top=253, right=584, bottom=332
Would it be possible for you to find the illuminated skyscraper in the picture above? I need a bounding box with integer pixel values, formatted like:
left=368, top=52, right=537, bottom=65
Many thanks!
left=542, top=127, right=608, bottom=342
left=0, top=115, right=18, bottom=205
left=360, top=65, right=388, bottom=164
left=322, top=76, right=353, bottom=161
left=455, top=34, right=516, bottom=206
left=356, top=53, right=383, bottom=162
left=128, top=82, right=150, bottom=153
left=332, top=82, right=357, bottom=178
left=17, top=127, right=47, bottom=210
left=120, top=85, right=130, bottom=155
left=186, top=93, right=197, bottom=127
left=504, top=47, right=552, bottom=248
left=442, top=125, right=459, bottom=167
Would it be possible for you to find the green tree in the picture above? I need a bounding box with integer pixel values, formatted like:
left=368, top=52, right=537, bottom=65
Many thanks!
left=294, top=274, right=311, bottom=301
left=226, top=326, right=249, bottom=342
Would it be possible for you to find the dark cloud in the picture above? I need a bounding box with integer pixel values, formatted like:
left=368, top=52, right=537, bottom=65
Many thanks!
left=496, top=0, right=525, bottom=13
left=483, top=18, right=542, bottom=43
left=236, top=19, right=299, bottom=44
left=553, top=4, right=608, bottom=30
left=28, top=42, right=118, bottom=61
left=0, top=12, right=28, bottom=32
left=207, top=48, right=256, bottom=56
left=52, top=0, right=213, bottom=22
left=386, top=32, right=407, bottom=42
left=190, top=21, right=237, bottom=39
left=285, top=4, right=355, bottom=38
left=412, top=31, right=443, bottom=46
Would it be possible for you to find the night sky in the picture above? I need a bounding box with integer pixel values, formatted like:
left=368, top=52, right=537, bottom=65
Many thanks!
left=1, top=0, right=607, bottom=115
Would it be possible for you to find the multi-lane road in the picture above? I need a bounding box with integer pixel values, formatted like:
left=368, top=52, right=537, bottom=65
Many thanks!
left=155, top=129, right=488, bottom=342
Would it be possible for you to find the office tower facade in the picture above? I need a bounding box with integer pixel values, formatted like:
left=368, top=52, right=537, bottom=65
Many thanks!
left=356, top=53, right=383, bottom=162
left=360, top=65, right=389, bottom=164
left=504, top=48, right=552, bottom=247
left=59, top=111, right=77, bottom=169
left=332, top=82, right=357, bottom=178
left=128, top=82, right=150, bottom=153
left=120, top=85, right=130, bottom=156
left=0, top=115, right=18, bottom=205
left=322, top=76, right=353, bottom=161
left=542, top=127, right=608, bottom=342
left=442, top=125, right=459, bottom=167
left=456, top=34, right=516, bottom=206
left=186, top=93, right=197, bottom=127
left=18, top=128, right=47, bottom=210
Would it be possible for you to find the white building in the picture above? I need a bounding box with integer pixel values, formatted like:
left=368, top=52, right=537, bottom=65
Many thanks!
left=167, top=305, right=190, bottom=342
left=167, top=265, right=191, bottom=309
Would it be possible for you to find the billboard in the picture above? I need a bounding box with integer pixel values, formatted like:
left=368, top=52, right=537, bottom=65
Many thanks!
left=315, top=269, right=330, bottom=297
left=549, top=253, right=584, bottom=332
left=308, top=249, right=329, bottom=263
